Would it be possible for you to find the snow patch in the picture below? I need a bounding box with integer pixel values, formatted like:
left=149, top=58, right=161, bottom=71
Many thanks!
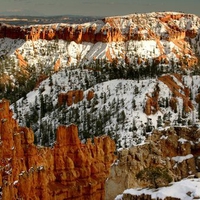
left=115, top=178, right=200, bottom=200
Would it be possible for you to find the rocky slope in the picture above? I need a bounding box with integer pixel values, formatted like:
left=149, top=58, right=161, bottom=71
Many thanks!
left=11, top=67, right=200, bottom=149
left=0, top=12, right=200, bottom=199
left=0, top=99, right=115, bottom=199
left=0, top=13, right=200, bottom=143
left=105, top=126, right=200, bottom=199
left=0, top=12, right=200, bottom=71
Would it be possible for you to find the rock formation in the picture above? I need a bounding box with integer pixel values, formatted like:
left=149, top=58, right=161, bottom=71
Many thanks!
left=53, top=58, right=61, bottom=72
left=0, top=12, right=199, bottom=69
left=15, top=50, right=28, bottom=68
left=156, top=74, right=193, bottom=114
left=87, top=90, right=95, bottom=101
left=105, top=126, right=200, bottom=200
left=145, top=83, right=160, bottom=115
left=0, top=99, right=115, bottom=200
left=58, top=90, right=84, bottom=106
left=0, top=12, right=199, bottom=44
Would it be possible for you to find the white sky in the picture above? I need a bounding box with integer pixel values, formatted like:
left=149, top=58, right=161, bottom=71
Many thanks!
left=0, top=0, right=200, bottom=17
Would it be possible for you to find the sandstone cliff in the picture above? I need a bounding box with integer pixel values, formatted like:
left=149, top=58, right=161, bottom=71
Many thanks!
left=0, top=99, right=115, bottom=200
left=105, top=126, right=200, bottom=200
left=0, top=13, right=198, bottom=43
left=0, top=12, right=200, bottom=74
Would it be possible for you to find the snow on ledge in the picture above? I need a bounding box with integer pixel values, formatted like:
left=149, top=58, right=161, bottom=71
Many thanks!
left=115, top=178, right=200, bottom=200
left=172, top=154, right=193, bottom=163
left=178, top=138, right=188, bottom=144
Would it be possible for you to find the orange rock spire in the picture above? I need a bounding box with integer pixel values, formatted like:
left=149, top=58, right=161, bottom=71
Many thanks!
left=0, top=99, right=115, bottom=200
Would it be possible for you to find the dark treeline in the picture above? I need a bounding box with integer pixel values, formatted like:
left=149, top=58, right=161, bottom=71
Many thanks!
left=1, top=55, right=200, bottom=103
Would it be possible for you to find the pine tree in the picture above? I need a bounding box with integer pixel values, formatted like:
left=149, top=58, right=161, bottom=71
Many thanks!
left=146, top=118, right=153, bottom=132
left=157, top=116, right=163, bottom=128
left=132, top=118, right=137, bottom=131
left=41, top=131, right=49, bottom=146
left=103, top=92, right=107, bottom=104
left=165, top=97, right=169, bottom=108
left=132, top=98, right=136, bottom=110
left=178, top=112, right=182, bottom=124
left=39, top=93, right=46, bottom=118
left=136, top=167, right=172, bottom=188
left=198, top=102, right=200, bottom=120
left=49, top=74, right=53, bottom=86
left=134, top=85, right=139, bottom=95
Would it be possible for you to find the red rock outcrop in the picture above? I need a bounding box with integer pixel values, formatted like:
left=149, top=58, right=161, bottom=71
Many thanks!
left=195, top=93, right=200, bottom=103
left=58, top=90, right=84, bottom=106
left=15, top=50, right=27, bottom=67
left=0, top=12, right=199, bottom=44
left=159, top=13, right=184, bottom=23
left=0, top=99, right=115, bottom=200
left=159, top=74, right=194, bottom=113
left=54, top=58, right=61, bottom=72
left=169, top=97, right=178, bottom=112
left=186, top=29, right=197, bottom=38
left=144, top=74, right=194, bottom=115
left=145, top=84, right=160, bottom=115
left=87, top=90, right=95, bottom=101
left=106, top=48, right=113, bottom=62
left=0, top=12, right=199, bottom=69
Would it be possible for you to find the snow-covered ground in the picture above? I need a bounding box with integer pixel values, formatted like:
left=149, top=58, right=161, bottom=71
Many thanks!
left=0, top=11, right=199, bottom=148
left=115, top=178, right=200, bottom=200
left=10, top=66, right=200, bottom=148
left=0, top=37, right=185, bottom=69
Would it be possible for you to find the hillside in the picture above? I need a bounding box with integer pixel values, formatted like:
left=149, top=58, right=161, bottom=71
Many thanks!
left=106, top=126, right=200, bottom=199
left=0, top=12, right=200, bottom=148
left=9, top=69, right=200, bottom=149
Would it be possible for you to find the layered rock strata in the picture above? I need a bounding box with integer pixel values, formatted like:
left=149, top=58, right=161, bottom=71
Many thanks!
left=0, top=12, right=199, bottom=69
left=0, top=13, right=198, bottom=43
left=0, top=99, right=115, bottom=200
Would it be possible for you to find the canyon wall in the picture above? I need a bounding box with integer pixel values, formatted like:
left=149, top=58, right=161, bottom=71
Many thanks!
left=0, top=99, right=115, bottom=200
left=0, top=13, right=198, bottom=44
left=106, top=126, right=200, bottom=200
left=0, top=12, right=199, bottom=70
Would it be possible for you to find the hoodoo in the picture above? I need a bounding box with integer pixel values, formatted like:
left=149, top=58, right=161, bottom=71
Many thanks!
left=0, top=99, right=115, bottom=200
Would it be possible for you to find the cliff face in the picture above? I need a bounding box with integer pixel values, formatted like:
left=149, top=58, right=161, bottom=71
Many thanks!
left=0, top=12, right=199, bottom=44
left=106, top=126, right=200, bottom=200
left=0, top=99, right=115, bottom=200
left=0, top=12, right=199, bottom=75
